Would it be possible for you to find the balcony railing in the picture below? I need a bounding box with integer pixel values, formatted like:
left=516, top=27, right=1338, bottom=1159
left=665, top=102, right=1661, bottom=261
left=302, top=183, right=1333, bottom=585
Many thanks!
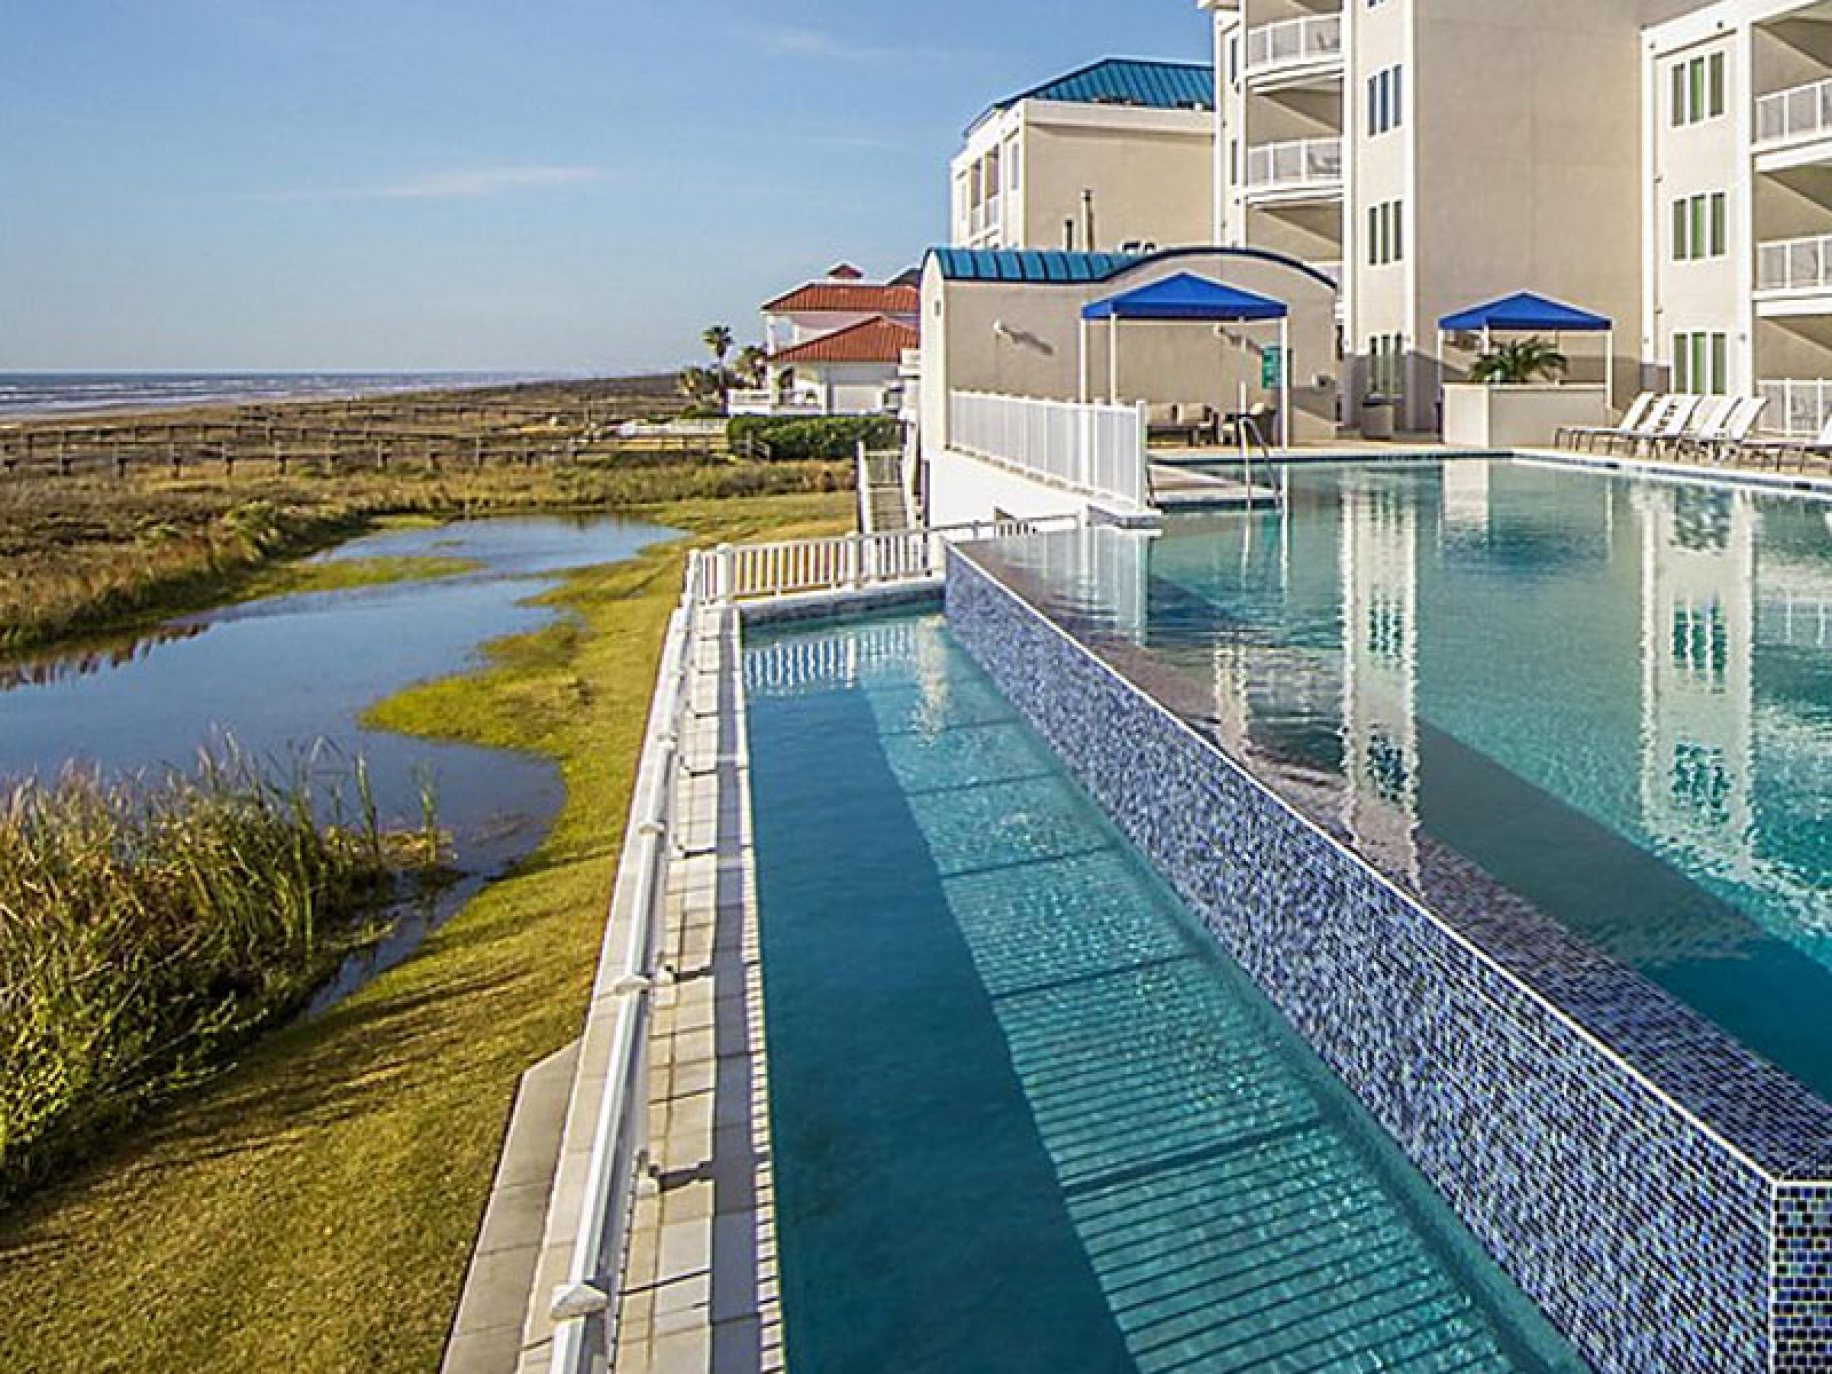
left=1245, top=137, right=1344, bottom=195
left=1756, top=77, right=1832, bottom=146
left=1758, top=379, right=1832, bottom=438
left=1244, top=15, right=1343, bottom=80
left=949, top=390, right=1149, bottom=510
left=1757, top=234, right=1832, bottom=292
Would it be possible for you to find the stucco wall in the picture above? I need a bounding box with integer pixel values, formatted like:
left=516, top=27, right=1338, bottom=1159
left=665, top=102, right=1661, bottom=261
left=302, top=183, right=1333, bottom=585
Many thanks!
left=920, top=248, right=1341, bottom=452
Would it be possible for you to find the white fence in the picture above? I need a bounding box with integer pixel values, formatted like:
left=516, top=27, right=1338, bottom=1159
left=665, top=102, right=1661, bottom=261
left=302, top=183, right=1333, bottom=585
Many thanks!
left=949, top=390, right=1149, bottom=509
left=693, top=516, right=1081, bottom=605
left=1244, top=14, right=1342, bottom=77
left=1757, top=234, right=1832, bottom=292
left=1245, top=137, right=1344, bottom=193
left=1758, top=379, right=1832, bottom=438
left=1757, top=77, right=1832, bottom=146
left=546, top=592, right=695, bottom=1374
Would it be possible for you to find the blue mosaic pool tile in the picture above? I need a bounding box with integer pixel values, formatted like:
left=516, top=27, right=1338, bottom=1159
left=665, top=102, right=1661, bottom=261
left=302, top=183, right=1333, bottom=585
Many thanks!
left=944, top=548, right=1832, bottom=1374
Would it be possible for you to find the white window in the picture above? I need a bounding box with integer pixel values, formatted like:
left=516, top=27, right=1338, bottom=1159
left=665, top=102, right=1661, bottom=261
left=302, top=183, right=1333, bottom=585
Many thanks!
left=1673, top=331, right=1729, bottom=394
left=1007, top=142, right=1020, bottom=191
left=1368, top=200, right=1404, bottom=266
left=1368, top=66, right=1403, bottom=136
left=1671, top=52, right=1726, bottom=127
left=1672, top=191, right=1727, bottom=261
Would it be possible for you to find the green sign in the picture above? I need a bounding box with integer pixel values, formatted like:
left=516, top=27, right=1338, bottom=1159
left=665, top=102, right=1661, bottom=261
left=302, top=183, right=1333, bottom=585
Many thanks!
left=1261, top=345, right=1284, bottom=390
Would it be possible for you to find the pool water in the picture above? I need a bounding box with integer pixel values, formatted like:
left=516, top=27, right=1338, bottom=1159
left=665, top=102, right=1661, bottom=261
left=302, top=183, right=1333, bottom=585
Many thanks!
left=744, top=613, right=1587, bottom=1374
left=972, top=459, right=1832, bottom=1106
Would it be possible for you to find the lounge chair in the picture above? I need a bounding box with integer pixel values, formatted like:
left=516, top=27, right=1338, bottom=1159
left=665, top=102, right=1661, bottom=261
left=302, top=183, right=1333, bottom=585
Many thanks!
left=1692, top=396, right=1767, bottom=464
left=1736, top=410, right=1832, bottom=472
left=1655, top=395, right=1739, bottom=460
left=1577, top=392, right=1678, bottom=454
left=1617, top=394, right=1702, bottom=456
left=1559, top=392, right=1654, bottom=451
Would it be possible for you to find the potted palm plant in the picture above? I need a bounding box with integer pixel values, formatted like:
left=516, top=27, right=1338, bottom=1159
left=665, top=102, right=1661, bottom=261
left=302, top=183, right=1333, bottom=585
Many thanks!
left=1468, top=336, right=1568, bottom=385
left=1442, top=334, right=1602, bottom=448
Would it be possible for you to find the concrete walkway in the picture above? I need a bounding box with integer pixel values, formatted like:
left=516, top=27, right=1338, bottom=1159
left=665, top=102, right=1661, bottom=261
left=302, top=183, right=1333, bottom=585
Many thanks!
left=441, top=605, right=783, bottom=1374
left=611, top=606, right=783, bottom=1374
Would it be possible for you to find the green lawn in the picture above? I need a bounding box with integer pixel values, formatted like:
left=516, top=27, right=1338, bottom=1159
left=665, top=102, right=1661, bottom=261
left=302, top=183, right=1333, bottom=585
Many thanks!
left=0, top=491, right=852, bottom=1373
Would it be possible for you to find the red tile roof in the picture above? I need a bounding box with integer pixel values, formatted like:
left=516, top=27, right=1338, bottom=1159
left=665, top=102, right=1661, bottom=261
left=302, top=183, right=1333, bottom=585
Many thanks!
left=767, top=316, right=919, bottom=366
left=762, top=282, right=920, bottom=316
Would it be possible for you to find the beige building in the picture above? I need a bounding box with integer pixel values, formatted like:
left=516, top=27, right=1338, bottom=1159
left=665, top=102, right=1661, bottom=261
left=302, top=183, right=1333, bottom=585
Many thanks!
left=1648, top=0, right=1832, bottom=436
left=1203, top=0, right=1720, bottom=432
left=951, top=58, right=1216, bottom=253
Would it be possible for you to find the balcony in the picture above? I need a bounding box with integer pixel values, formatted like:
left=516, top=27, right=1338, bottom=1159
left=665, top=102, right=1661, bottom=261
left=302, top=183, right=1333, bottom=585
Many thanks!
left=1244, top=137, right=1344, bottom=204
left=1757, top=233, right=1832, bottom=297
left=1243, top=14, right=1343, bottom=90
left=1755, top=76, right=1832, bottom=157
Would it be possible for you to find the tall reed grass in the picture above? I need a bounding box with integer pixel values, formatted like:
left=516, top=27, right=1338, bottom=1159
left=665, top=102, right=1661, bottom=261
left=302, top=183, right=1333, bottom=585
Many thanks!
left=0, top=745, right=439, bottom=1203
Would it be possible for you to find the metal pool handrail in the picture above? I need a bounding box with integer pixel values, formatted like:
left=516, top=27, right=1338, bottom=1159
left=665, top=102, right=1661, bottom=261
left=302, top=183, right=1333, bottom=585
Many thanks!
left=546, top=582, right=696, bottom=1374
left=696, top=516, right=1083, bottom=605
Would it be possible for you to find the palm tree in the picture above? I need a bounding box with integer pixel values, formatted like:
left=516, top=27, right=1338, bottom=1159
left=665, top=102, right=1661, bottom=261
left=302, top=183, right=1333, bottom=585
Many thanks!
left=1469, top=336, right=1568, bottom=385
left=677, top=365, right=721, bottom=407
left=701, top=325, right=735, bottom=412
left=734, top=344, right=768, bottom=389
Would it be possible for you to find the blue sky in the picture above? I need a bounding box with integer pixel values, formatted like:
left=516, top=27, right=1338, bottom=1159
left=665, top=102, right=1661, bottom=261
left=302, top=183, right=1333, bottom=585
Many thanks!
left=0, top=1, right=1207, bottom=374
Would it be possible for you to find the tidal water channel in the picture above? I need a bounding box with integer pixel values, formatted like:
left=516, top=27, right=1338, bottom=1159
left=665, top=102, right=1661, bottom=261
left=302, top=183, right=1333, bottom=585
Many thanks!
left=0, top=514, right=676, bottom=1010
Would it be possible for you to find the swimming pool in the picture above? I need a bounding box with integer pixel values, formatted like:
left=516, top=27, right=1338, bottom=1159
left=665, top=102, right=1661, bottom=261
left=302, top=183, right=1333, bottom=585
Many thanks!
left=970, top=460, right=1832, bottom=1102
left=743, top=612, right=1588, bottom=1373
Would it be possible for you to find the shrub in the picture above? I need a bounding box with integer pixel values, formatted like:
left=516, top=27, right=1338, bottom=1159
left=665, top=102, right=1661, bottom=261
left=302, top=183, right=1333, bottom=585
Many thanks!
left=727, top=415, right=901, bottom=462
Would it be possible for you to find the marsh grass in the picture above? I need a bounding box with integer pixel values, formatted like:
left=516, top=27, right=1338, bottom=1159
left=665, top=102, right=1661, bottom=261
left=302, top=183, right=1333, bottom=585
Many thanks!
left=0, top=456, right=849, bottom=653
left=0, top=744, right=441, bottom=1204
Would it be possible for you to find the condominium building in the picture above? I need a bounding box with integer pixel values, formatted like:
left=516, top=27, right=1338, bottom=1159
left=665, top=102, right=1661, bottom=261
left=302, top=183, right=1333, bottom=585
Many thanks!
left=1204, top=0, right=1699, bottom=432
left=1649, top=0, right=1832, bottom=437
left=950, top=58, right=1216, bottom=253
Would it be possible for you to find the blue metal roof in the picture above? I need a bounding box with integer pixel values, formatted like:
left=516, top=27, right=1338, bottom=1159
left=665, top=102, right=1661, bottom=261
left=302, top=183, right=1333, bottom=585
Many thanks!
left=928, top=248, right=1148, bottom=284
left=971, top=58, right=1214, bottom=132
left=1083, top=273, right=1287, bottom=323
left=1439, top=291, right=1612, bottom=333
left=925, top=245, right=1342, bottom=291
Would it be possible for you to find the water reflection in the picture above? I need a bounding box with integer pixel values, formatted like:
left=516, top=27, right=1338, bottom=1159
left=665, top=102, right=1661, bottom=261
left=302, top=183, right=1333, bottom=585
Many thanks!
left=970, top=461, right=1832, bottom=1098
left=0, top=621, right=210, bottom=692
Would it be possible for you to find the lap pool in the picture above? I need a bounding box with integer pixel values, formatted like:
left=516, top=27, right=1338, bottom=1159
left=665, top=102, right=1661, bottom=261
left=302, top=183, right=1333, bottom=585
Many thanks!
left=966, top=459, right=1832, bottom=1101
left=937, top=457, right=1832, bottom=1374
left=743, top=612, right=1587, bottom=1373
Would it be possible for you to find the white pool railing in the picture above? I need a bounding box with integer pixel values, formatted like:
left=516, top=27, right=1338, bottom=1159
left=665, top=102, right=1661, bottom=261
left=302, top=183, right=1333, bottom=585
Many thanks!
left=694, top=516, right=1082, bottom=606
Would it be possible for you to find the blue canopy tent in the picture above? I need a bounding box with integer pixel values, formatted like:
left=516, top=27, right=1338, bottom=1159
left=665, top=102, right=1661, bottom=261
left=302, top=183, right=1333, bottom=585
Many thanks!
left=1436, top=291, right=1614, bottom=409
left=1080, top=273, right=1292, bottom=446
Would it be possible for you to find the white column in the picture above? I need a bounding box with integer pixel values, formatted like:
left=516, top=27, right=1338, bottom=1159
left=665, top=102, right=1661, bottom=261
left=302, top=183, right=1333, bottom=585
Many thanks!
left=1109, top=314, right=1120, bottom=403
left=1079, top=317, right=1090, bottom=403
left=1280, top=317, right=1292, bottom=448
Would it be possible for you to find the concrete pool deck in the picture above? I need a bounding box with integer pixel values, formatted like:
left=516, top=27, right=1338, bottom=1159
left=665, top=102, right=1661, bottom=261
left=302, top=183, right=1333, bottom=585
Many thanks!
left=609, top=604, right=783, bottom=1374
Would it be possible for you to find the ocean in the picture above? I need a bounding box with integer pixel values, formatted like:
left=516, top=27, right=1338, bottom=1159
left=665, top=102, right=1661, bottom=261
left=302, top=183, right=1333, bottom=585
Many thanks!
left=0, top=372, right=564, bottom=420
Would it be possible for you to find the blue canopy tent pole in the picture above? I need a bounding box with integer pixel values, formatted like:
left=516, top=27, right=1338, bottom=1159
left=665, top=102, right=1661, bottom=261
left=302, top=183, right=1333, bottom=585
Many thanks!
left=1079, top=316, right=1090, bottom=403
left=1110, top=313, right=1119, bottom=403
